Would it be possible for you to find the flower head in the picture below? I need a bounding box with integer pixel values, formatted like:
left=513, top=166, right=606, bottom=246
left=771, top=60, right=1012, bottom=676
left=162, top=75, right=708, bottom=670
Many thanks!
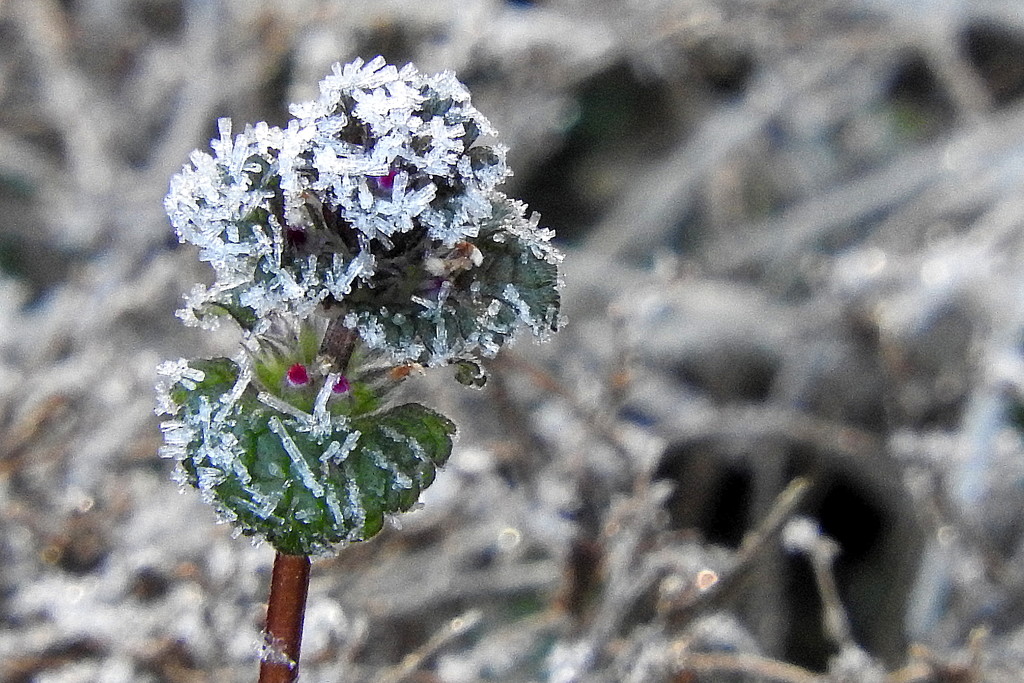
left=165, top=57, right=560, bottom=369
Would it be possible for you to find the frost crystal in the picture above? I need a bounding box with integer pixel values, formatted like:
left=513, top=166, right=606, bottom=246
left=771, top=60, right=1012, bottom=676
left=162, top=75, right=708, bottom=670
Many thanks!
left=268, top=417, right=320, bottom=495
left=158, top=57, right=560, bottom=555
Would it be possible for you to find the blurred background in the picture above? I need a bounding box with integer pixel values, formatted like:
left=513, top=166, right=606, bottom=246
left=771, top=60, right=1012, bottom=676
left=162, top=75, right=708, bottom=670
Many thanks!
left=4, top=0, right=1024, bottom=680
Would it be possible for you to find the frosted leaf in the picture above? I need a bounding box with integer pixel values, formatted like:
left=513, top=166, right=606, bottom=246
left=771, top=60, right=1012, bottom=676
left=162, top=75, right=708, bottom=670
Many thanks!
left=159, top=355, right=456, bottom=554
left=278, top=56, right=511, bottom=256
left=165, top=57, right=559, bottom=367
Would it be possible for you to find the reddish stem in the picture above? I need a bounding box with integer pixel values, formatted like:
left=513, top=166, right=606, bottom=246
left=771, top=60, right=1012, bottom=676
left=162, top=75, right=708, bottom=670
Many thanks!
left=259, top=552, right=311, bottom=683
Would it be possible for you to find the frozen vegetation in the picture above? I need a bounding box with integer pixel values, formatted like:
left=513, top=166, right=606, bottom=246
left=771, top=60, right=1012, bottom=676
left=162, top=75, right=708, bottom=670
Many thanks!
left=5, top=0, right=1024, bottom=681
left=158, top=56, right=562, bottom=560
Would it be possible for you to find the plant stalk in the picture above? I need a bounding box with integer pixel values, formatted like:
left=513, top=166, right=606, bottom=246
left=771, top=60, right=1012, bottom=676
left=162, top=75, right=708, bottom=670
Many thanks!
left=259, top=552, right=312, bottom=683
left=320, top=317, right=358, bottom=373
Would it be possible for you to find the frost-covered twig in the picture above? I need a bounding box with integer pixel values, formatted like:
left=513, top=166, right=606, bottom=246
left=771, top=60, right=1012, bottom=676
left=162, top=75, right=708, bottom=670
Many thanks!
left=376, top=609, right=482, bottom=683
left=664, top=477, right=811, bottom=627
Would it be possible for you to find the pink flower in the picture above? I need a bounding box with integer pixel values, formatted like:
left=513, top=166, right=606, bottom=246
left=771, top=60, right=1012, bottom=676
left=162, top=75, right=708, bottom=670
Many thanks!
left=285, top=363, right=310, bottom=387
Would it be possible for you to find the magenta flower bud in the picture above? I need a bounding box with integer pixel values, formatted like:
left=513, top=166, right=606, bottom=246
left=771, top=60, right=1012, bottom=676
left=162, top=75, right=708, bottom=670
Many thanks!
left=286, top=363, right=310, bottom=387
left=373, top=167, right=399, bottom=192
left=332, top=375, right=350, bottom=394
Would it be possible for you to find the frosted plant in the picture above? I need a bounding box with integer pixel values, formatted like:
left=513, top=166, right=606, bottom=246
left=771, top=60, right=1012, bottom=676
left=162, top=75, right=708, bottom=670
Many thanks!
left=156, top=55, right=561, bottom=680
left=158, top=56, right=562, bottom=555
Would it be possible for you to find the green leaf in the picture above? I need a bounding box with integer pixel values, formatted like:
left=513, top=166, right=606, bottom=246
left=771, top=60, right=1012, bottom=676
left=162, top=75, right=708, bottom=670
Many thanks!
left=165, top=358, right=456, bottom=555
left=349, top=404, right=456, bottom=536
left=475, top=226, right=561, bottom=336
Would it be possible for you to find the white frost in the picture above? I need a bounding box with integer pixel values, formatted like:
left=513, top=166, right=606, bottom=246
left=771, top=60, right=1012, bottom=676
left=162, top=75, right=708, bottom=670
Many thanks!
left=268, top=416, right=325, bottom=499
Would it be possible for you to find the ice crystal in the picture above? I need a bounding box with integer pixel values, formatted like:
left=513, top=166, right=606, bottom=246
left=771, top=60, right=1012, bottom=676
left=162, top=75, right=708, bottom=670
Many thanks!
left=158, top=56, right=561, bottom=554
left=259, top=632, right=296, bottom=668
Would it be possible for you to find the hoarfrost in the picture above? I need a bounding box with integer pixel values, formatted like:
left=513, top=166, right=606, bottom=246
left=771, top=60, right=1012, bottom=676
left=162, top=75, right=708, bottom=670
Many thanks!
left=164, top=55, right=559, bottom=375
left=155, top=359, right=205, bottom=415
left=344, top=478, right=366, bottom=540
left=256, top=391, right=312, bottom=422
left=367, top=446, right=414, bottom=490
left=16, top=3, right=1024, bottom=682
left=213, top=354, right=252, bottom=423
left=158, top=420, right=193, bottom=460
left=310, top=373, right=338, bottom=441
left=196, top=466, right=226, bottom=491
left=382, top=425, right=429, bottom=465
left=502, top=283, right=536, bottom=328
left=258, top=631, right=295, bottom=668
left=155, top=359, right=205, bottom=391
left=320, top=430, right=361, bottom=466
left=236, top=487, right=283, bottom=521
left=326, top=250, right=376, bottom=299
left=268, top=416, right=324, bottom=499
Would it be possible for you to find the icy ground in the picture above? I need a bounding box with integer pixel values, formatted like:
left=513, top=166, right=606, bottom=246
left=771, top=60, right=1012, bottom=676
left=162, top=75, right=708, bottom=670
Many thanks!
left=5, top=0, right=1024, bottom=681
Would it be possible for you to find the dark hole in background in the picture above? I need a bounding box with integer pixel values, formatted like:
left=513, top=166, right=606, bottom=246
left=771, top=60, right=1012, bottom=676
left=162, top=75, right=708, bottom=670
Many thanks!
left=513, top=61, right=680, bottom=243
left=961, top=21, right=1024, bottom=106
left=656, top=443, right=895, bottom=670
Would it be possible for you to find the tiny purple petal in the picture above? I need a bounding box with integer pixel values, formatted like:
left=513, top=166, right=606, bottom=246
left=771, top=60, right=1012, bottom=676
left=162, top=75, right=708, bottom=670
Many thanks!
left=332, top=375, right=350, bottom=394
left=372, top=167, right=399, bottom=192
